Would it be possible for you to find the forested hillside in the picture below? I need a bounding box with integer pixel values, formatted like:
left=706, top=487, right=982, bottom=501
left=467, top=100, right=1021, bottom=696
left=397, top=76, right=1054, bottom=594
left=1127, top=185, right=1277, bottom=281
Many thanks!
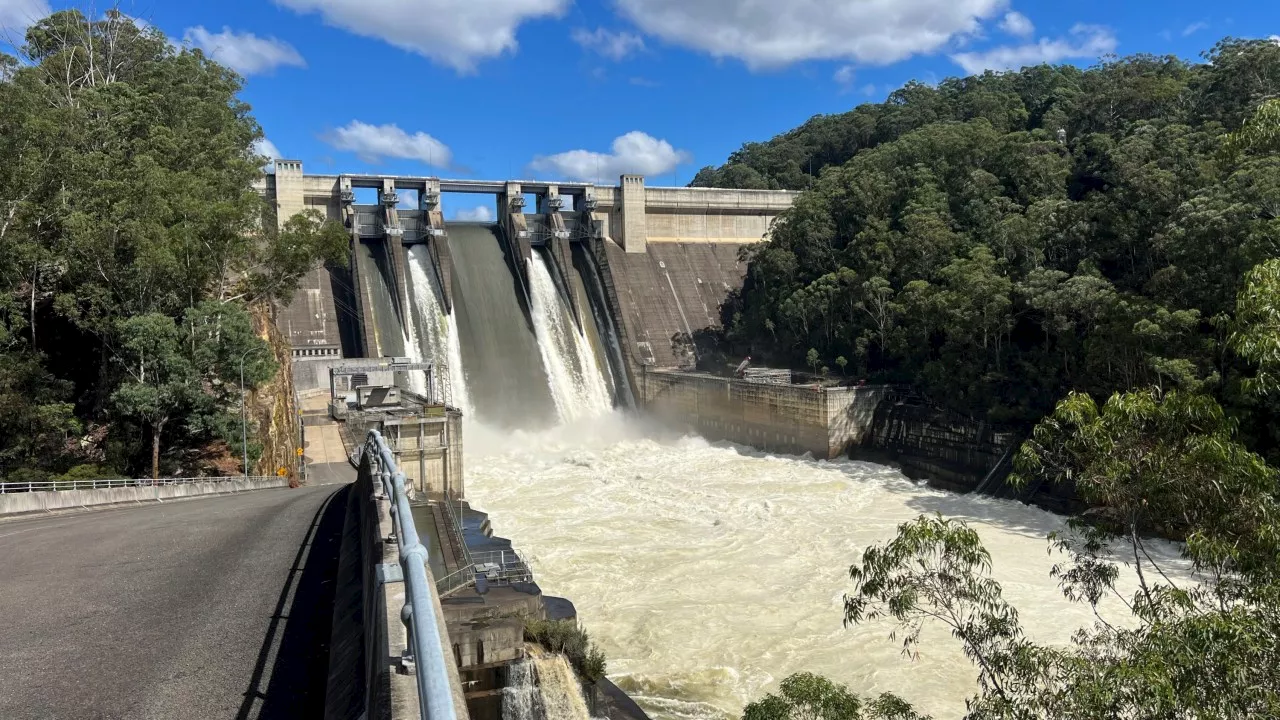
left=0, top=11, right=347, bottom=481
left=701, top=39, right=1280, bottom=448
left=727, top=42, right=1280, bottom=720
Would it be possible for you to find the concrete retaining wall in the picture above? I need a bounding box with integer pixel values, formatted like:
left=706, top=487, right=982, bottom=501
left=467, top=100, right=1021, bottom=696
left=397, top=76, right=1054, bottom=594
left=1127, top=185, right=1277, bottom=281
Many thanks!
left=326, top=453, right=469, bottom=720
left=0, top=478, right=290, bottom=517
left=641, top=370, right=890, bottom=459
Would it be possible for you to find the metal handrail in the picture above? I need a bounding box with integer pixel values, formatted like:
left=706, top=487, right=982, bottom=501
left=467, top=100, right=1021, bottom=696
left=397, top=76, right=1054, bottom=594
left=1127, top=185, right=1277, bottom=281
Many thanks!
left=0, top=476, right=279, bottom=494
left=440, top=497, right=474, bottom=570
left=436, top=548, right=534, bottom=597
left=364, top=430, right=457, bottom=720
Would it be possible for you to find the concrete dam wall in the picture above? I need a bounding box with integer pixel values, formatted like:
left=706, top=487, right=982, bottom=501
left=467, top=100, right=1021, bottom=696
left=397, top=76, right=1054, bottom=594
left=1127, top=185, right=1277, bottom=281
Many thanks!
left=260, top=165, right=798, bottom=407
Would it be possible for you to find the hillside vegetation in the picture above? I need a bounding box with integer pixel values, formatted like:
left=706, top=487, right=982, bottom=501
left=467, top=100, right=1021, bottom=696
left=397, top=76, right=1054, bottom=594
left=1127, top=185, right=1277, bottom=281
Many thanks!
left=0, top=11, right=347, bottom=481
left=719, top=40, right=1280, bottom=720
left=697, top=40, right=1280, bottom=447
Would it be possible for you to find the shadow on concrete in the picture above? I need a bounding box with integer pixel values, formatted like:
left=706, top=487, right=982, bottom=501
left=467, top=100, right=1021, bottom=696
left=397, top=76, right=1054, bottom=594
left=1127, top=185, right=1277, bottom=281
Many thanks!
left=236, top=485, right=349, bottom=720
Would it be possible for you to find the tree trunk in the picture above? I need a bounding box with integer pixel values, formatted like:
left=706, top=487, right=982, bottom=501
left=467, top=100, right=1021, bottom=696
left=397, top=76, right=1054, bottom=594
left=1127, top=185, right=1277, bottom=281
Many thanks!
left=151, top=417, right=167, bottom=480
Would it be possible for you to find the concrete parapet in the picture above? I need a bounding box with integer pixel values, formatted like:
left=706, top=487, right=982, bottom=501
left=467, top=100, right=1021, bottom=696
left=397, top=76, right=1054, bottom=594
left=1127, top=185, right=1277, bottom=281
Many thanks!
left=641, top=370, right=890, bottom=459
left=0, top=478, right=290, bottom=518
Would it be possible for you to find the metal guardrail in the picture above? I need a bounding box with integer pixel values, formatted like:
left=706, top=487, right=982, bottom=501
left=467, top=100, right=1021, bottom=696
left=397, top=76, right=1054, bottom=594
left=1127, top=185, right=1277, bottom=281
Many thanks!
left=362, top=430, right=457, bottom=720
left=0, top=476, right=279, bottom=494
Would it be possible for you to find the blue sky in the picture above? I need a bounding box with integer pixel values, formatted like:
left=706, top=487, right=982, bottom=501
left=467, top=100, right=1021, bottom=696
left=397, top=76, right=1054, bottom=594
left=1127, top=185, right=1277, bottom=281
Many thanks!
left=2, top=0, right=1278, bottom=219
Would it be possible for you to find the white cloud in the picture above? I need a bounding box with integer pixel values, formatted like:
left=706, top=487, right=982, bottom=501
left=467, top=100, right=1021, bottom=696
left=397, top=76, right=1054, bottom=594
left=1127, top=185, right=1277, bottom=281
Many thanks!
left=323, top=121, right=452, bottom=168
left=183, top=26, right=305, bottom=75
left=1182, top=21, right=1208, bottom=37
left=1272, top=35, right=1280, bottom=45
left=951, top=24, right=1117, bottom=74
left=528, top=131, right=691, bottom=182
left=999, top=11, right=1034, bottom=38
left=572, top=27, right=644, bottom=61
left=861, top=83, right=877, bottom=96
left=254, top=137, right=282, bottom=172
left=0, top=0, right=49, bottom=34
left=275, top=0, right=566, bottom=72
left=614, top=0, right=1004, bottom=68
left=456, top=205, right=494, bottom=222
left=833, top=65, right=856, bottom=90
left=255, top=137, right=282, bottom=159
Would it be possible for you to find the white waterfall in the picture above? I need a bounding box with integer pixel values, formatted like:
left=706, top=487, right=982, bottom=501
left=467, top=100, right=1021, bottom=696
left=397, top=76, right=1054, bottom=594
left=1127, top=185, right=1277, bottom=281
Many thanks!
left=501, top=654, right=592, bottom=720
left=531, top=653, right=592, bottom=720
left=408, top=245, right=472, bottom=414
left=503, top=659, right=542, bottom=720
left=527, top=252, right=613, bottom=423
left=401, top=308, right=428, bottom=397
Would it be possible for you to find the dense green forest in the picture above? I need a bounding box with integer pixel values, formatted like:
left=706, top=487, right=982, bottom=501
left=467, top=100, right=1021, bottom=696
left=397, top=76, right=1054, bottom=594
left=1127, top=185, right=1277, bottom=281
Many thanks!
left=696, top=40, right=1280, bottom=450
left=0, top=11, right=346, bottom=482
left=719, top=40, right=1280, bottom=720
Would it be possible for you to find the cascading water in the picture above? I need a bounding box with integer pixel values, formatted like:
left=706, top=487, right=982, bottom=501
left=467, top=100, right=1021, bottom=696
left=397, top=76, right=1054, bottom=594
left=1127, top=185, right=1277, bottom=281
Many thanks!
left=503, top=659, right=542, bottom=720
left=527, top=251, right=613, bottom=422
left=575, top=245, right=635, bottom=408
left=399, top=222, right=1172, bottom=719
left=407, top=244, right=472, bottom=413
left=401, top=291, right=428, bottom=397
left=500, top=654, right=592, bottom=720
left=531, top=654, right=592, bottom=720
left=448, top=223, right=557, bottom=427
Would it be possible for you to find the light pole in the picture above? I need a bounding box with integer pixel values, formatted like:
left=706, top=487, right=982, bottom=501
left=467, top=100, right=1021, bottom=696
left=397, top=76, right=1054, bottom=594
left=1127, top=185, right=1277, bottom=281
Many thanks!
left=239, top=346, right=265, bottom=477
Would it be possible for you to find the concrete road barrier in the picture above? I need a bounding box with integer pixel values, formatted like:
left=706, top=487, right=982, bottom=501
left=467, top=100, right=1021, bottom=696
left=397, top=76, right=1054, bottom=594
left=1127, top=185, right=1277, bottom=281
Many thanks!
left=0, top=478, right=291, bottom=518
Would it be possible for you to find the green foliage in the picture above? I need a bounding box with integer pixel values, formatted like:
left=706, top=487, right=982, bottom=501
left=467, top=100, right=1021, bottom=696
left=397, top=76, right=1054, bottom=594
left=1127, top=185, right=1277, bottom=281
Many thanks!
left=247, top=209, right=350, bottom=305
left=524, top=618, right=608, bottom=683
left=744, top=672, right=926, bottom=720
left=759, top=387, right=1280, bottom=719
left=710, top=39, right=1280, bottom=433
left=1229, top=259, right=1280, bottom=396
left=55, top=464, right=120, bottom=486
left=0, top=8, right=338, bottom=478
left=1223, top=98, right=1280, bottom=156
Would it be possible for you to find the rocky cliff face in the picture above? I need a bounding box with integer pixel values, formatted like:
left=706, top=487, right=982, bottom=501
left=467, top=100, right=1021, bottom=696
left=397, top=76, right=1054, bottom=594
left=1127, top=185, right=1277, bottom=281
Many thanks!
left=249, top=302, right=302, bottom=486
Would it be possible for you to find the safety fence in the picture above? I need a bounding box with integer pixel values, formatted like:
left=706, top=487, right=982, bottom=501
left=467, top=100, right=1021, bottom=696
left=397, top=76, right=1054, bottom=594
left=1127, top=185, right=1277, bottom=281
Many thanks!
left=0, top=476, right=280, bottom=494
left=360, top=430, right=458, bottom=720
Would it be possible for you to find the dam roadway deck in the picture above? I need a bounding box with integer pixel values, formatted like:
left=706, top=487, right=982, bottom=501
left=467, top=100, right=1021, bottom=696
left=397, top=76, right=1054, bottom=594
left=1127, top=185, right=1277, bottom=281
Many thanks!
left=0, top=484, right=346, bottom=720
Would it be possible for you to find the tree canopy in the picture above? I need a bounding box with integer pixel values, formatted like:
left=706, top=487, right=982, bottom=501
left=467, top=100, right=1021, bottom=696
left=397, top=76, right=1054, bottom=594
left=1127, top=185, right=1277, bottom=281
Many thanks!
left=0, top=10, right=346, bottom=480
left=703, top=40, right=1280, bottom=443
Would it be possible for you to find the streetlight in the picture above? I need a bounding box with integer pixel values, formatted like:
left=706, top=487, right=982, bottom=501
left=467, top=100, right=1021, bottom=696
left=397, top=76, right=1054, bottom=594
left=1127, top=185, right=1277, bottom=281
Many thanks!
left=239, top=346, right=266, bottom=477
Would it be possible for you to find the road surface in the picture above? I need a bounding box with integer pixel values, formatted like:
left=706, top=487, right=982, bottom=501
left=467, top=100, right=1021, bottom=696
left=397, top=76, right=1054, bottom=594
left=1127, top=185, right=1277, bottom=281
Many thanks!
left=0, top=483, right=348, bottom=719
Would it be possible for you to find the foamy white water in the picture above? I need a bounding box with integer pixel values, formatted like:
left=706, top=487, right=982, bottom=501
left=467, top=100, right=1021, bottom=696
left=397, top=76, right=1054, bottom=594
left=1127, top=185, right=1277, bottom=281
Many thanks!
left=465, top=415, right=1177, bottom=720
left=527, top=252, right=613, bottom=422
left=408, top=245, right=472, bottom=413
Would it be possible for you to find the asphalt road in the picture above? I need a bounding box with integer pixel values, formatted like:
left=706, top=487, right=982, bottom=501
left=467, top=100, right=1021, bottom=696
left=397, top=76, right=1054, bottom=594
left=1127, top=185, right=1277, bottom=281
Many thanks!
left=0, top=483, right=349, bottom=720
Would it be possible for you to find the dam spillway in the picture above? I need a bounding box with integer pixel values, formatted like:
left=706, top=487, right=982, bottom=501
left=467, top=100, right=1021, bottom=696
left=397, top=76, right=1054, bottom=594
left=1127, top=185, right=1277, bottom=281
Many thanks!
left=267, top=168, right=1167, bottom=720
left=446, top=222, right=559, bottom=427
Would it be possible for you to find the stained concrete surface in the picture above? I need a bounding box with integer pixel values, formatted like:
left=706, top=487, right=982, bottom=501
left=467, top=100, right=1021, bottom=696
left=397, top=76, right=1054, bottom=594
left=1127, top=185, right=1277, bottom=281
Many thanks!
left=0, top=484, right=348, bottom=720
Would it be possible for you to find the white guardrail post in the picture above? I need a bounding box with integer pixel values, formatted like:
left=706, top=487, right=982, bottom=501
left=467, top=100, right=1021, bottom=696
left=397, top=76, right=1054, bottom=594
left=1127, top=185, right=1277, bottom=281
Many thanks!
left=366, top=429, right=457, bottom=720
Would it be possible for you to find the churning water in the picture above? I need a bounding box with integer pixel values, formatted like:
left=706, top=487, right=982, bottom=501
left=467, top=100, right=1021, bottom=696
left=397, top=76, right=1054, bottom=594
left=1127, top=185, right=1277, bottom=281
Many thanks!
left=433, top=242, right=1163, bottom=720
left=463, top=415, right=1171, bottom=720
